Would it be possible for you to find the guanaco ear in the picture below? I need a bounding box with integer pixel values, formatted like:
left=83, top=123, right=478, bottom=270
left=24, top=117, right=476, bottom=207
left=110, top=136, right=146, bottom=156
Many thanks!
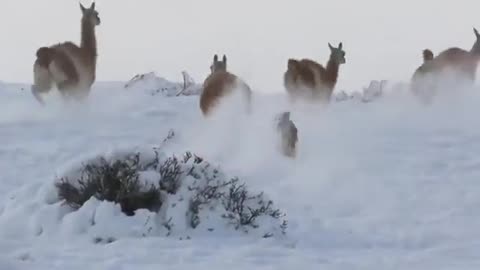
left=90, top=2, right=96, bottom=10
left=474, top=27, right=480, bottom=39
left=213, top=54, right=218, bottom=63
left=80, top=2, right=87, bottom=13
left=338, top=42, right=343, bottom=50
left=222, top=55, right=227, bottom=64
left=328, top=43, right=334, bottom=51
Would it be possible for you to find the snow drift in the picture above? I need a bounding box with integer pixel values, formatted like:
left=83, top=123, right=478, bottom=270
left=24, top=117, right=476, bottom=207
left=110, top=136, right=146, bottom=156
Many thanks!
left=1, top=74, right=480, bottom=269
left=0, top=131, right=286, bottom=243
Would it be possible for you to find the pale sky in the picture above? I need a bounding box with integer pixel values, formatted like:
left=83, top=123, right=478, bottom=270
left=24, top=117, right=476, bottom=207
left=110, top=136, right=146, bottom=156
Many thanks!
left=0, top=0, right=479, bottom=92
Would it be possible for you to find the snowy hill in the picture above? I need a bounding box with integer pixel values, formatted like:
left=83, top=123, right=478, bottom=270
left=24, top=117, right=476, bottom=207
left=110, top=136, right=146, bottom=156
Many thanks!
left=1, top=77, right=480, bottom=270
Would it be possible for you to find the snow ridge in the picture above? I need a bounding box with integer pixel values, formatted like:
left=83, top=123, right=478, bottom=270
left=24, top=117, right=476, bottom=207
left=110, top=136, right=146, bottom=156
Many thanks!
left=124, top=71, right=202, bottom=97
left=0, top=131, right=286, bottom=244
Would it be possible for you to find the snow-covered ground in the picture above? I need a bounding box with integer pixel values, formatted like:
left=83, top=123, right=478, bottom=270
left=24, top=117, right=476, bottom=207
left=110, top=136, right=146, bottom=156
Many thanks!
left=1, top=75, right=480, bottom=270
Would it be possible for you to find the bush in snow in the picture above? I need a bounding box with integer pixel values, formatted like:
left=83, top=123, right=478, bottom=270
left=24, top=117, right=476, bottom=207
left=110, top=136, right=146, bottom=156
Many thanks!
left=334, top=90, right=350, bottom=102
left=53, top=131, right=287, bottom=239
left=124, top=71, right=202, bottom=97
left=333, top=79, right=388, bottom=103
left=362, top=80, right=386, bottom=102
left=184, top=152, right=286, bottom=236
left=56, top=153, right=164, bottom=216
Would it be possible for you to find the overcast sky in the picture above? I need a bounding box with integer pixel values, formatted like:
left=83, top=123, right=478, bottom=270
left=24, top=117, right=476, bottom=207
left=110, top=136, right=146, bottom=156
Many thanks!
left=0, top=0, right=479, bottom=92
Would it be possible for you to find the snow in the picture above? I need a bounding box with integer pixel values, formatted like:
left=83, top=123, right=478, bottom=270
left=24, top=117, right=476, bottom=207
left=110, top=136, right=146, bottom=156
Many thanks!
left=49, top=145, right=285, bottom=240
left=1, top=75, right=480, bottom=269
left=124, top=71, right=202, bottom=97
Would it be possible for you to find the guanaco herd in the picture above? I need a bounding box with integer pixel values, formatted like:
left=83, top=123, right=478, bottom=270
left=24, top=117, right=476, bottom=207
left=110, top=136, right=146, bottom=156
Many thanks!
left=27, top=3, right=480, bottom=158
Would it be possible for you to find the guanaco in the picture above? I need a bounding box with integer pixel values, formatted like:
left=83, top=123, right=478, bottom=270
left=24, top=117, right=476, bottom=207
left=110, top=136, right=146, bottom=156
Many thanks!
left=284, top=42, right=346, bottom=104
left=200, top=54, right=252, bottom=116
left=31, top=2, right=101, bottom=105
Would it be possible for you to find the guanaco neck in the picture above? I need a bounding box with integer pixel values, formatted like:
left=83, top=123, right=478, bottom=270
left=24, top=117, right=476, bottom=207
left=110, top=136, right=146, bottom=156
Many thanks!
left=80, top=19, right=97, bottom=63
left=324, top=58, right=340, bottom=90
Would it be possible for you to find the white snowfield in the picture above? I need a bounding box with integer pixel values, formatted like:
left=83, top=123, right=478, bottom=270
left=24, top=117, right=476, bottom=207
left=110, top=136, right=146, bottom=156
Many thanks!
left=0, top=73, right=480, bottom=270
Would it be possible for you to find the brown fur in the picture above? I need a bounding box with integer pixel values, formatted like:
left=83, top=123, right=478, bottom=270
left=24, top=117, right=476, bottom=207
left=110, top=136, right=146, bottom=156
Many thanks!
left=284, top=43, right=345, bottom=103
left=31, top=3, right=100, bottom=104
left=36, top=47, right=54, bottom=68
left=411, top=29, right=480, bottom=104
left=200, top=55, right=252, bottom=116
left=285, top=59, right=316, bottom=89
left=284, top=58, right=340, bottom=102
left=416, top=48, right=480, bottom=81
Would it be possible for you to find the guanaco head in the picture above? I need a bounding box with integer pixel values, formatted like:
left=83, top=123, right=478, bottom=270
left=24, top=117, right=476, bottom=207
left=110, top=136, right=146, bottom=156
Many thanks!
left=423, top=49, right=434, bottom=62
left=277, top=111, right=291, bottom=126
left=328, top=42, right=346, bottom=65
left=210, top=54, right=227, bottom=74
left=80, top=2, right=101, bottom=26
